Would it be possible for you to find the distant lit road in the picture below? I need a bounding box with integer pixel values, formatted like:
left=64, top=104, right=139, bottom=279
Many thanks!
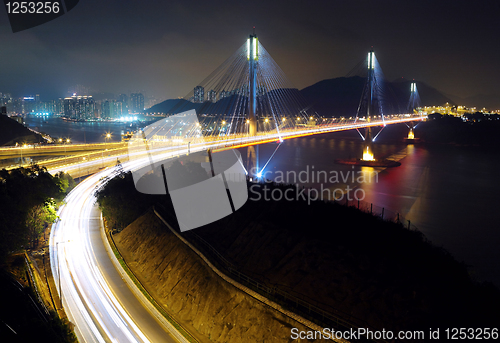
left=50, top=115, right=425, bottom=342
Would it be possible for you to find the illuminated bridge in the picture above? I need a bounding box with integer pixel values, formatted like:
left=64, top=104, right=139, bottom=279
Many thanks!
left=23, top=33, right=424, bottom=178
left=47, top=33, right=424, bottom=343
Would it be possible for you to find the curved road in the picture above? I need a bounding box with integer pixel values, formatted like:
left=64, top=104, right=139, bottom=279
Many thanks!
left=50, top=166, right=180, bottom=343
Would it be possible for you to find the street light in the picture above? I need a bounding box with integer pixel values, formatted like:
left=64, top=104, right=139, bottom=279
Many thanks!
left=63, top=138, right=70, bottom=155
left=19, top=144, right=26, bottom=166
left=104, top=132, right=112, bottom=149
left=56, top=240, right=70, bottom=310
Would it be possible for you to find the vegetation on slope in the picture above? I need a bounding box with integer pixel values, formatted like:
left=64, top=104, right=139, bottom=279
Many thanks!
left=0, top=165, right=76, bottom=342
left=0, top=165, right=74, bottom=259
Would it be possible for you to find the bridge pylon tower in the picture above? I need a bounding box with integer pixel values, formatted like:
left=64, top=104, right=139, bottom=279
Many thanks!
left=362, top=49, right=376, bottom=161
left=406, top=81, right=421, bottom=140
left=247, top=32, right=258, bottom=136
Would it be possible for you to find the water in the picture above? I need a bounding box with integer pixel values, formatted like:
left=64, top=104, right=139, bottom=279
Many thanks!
left=21, top=117, right=500, bottom=285
left=24, top=115, right=144, bottom=143
left=238, top=128, right=500, bottom=286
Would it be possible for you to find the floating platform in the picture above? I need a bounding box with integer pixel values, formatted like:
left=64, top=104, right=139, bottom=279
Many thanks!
left=334, top=158, right=401, bottom=168
left=404, top=137, right=422, bottom=144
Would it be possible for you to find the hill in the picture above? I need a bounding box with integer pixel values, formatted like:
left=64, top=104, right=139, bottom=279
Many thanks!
left=300, top=77, right=455, bottom=117
left=0, top=114, right=46, bottom=146
left=147, top=77, right=456, bottom=118
left=97, top=174, right=500, bottom=336
left=446, top=93, right=500, bottom=110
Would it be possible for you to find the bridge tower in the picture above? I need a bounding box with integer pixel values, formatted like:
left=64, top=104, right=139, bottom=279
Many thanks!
left=362, top=49, right=376, bottom=161
left=247, top=31, right=258, bottom=137
left=406, top=81, right=420, bottom=140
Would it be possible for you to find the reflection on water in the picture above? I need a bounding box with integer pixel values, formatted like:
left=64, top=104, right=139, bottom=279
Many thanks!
left=239, top=132, right=500, bottom=286
left=24, top=116, right=141, bottom=143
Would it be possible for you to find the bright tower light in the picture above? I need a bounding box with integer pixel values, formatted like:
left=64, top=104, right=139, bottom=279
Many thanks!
left=368, top=51, right=375, bottom=69
left=253, top=37, right=258, bottom=60
left=408, top=128, right=415, bottom=140
left=247, top=38, right=250, bottom=60
left=362, top=146, right=375, bottom=161
left=247, top=36, right=258, bottom=60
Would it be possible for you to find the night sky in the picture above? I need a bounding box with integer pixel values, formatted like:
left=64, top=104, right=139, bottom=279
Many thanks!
left=1, top=0, right=499, bottom=102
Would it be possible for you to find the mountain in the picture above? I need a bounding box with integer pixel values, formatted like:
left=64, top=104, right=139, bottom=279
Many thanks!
left=460, top=94, right=500, bottom=110
left=0, top=114, right=46, bottom=146
left=389, top=79, right=456, bottom=107
left=146, top=89, right=305, bottom=116
left=300, top=77, right=456, bottom=117
left=147, top=77, right=459, bottom=117
left=299, top=76, right=365, bottom=117
left=147, top=98, right=196, bottom=114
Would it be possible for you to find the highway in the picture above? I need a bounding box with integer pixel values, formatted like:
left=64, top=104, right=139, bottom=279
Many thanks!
left=49, top=115, right=425, bottom=342
left=50, top=167, right=181, bottom=343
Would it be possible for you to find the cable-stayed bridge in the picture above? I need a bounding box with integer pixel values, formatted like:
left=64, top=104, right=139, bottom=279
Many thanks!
left=8, top=32, right=424, bottom=177
left=47, top=32, right=426, bottom=343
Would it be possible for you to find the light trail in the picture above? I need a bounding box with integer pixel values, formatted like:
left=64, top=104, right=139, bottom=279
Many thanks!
left=49, top=115, right=425, bottom=342
left=50, top=162, right=184, bottom=342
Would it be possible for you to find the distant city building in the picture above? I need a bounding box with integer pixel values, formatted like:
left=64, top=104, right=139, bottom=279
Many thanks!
left=57, top=98, right=64, bottom=115
left=219, top=90, right=230, bottom=100
left=102, top=100, right=112, bottom=118
left=114, top=101, right=123, bottom=118
left=130, top=93, right=144, bottom=113
left=63, top=95, right=95, bottom=119
left=118, top=94, right=129, bottom=114
left=194, top=86, right=205, bottom=103
left=35, top=99, right=56, bottom=114
left=22, top=96, right=36, bottom=114
left=207, top=89, right=217, bottom=103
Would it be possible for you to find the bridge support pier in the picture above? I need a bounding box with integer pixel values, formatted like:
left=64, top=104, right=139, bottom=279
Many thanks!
left=407, top=127, right=415, bottom=140
left=362, top=127, right=375, bottom=161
